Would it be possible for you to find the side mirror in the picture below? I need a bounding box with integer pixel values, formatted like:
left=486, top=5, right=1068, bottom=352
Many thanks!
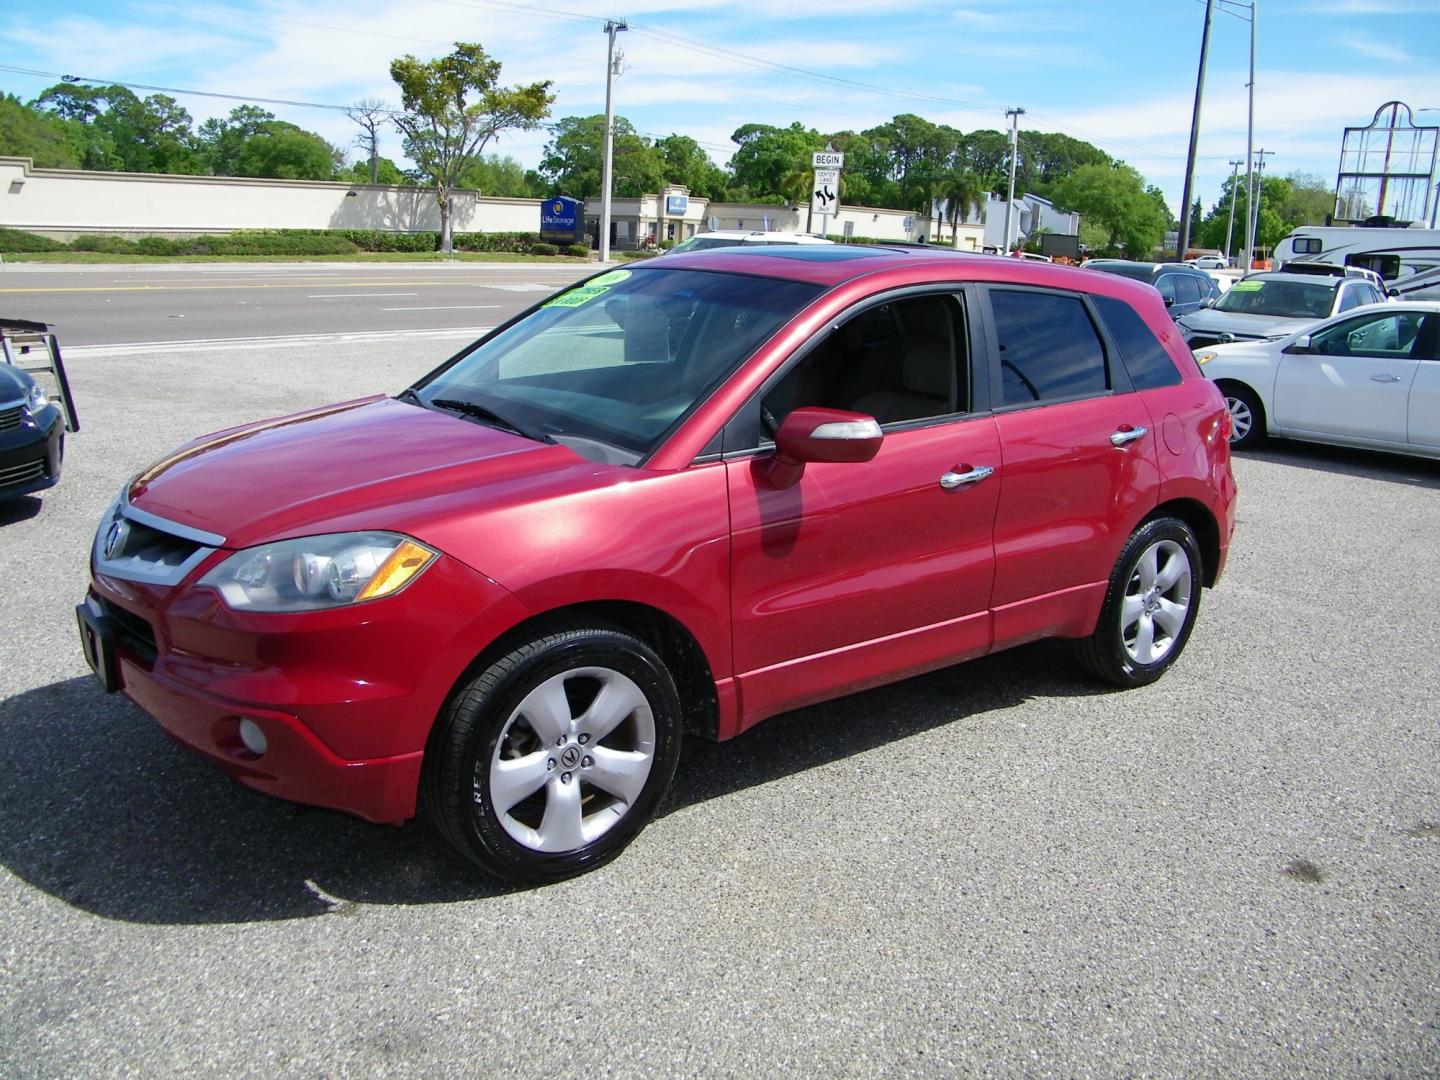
left=1163, top=295, right=1176, bottom=307
left=1386, top=287, right=1400, bottom=298
left=762, top=406, right=883, bottom=489
left=1284, top=333, right=1312, bottom=355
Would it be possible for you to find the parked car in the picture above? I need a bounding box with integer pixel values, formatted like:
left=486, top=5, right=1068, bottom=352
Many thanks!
left=0, top=346, right=66, bottom=502
left=666, top=230, right=833, bottom=254
left=1081, top=260, right=1221, bottom=320
left=1276, top=261, right=1386, bottom=290
left=1176, top=271, right=1389, bottom=348
left=1187, top=255, right=1230, bottom=270
left=77, top=249, right=1237, bottom=883
left=1195, top=301, right=1440, bottom=455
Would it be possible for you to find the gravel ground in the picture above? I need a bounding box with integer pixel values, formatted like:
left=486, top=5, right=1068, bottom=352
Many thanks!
left=1, top=336, right=1437, bottom=1078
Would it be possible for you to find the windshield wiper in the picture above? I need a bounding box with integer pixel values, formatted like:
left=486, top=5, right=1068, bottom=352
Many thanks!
left=427, top=397, right=555, bottom=444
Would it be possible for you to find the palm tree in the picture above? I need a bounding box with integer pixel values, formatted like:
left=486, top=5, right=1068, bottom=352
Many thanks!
left=937, top=169, right=988, bottom=247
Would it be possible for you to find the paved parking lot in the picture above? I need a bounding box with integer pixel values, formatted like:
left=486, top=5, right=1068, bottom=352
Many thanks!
left=1, top=330, right=1437, bottom=1077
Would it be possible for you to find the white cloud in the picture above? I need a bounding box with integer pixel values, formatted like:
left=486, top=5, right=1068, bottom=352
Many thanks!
left=1340, top=36, right=1413, bottom=63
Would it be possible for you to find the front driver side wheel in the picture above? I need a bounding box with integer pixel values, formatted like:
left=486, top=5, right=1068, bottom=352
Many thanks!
left=1220, top=383, right=1265, bottom=449
left=1074, top=517, right=1202, bottom=688
left=424, top=620, right=683, bottom=884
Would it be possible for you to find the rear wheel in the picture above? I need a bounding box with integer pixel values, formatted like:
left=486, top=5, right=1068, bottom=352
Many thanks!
left=424, top=620, right=682, bottom=884
left=1074, top=517, right=1202, bottom=688
left=1220, top=382, right=1265, bottom=449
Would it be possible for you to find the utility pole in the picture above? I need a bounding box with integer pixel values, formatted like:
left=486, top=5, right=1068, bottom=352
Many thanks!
left=599, top=19, right=628, bottom=263
left=1003, top=107, right=1025, bottom=253
left=1177, top=0, right=1214, bottom=262
left=1223, top=158, right=1243, bottom=262
left=1242, top=0, right=1257, bottom=271
left=1248, top=149, right=1272, bottom=265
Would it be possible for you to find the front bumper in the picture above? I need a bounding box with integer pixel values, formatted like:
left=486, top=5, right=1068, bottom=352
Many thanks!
left=0, top=404, right=62, bottom=499
left=78, top=550, right=528, bottom=825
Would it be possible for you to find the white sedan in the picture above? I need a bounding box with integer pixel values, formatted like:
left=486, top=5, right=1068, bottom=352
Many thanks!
left=1195, top=301, right=1440, bottom=459
left=1188, top=255, right=1230, bottom=270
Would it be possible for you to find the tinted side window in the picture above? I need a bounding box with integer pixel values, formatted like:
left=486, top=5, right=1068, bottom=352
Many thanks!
left=1093, top=295, right=1182, bottom=390
left=1338, top=286, right=1367, bottom=312
left=991, top=290, right=1108, bottom=406
left=1155, top=275, right=1178, bottom=302
left=1175, top=274, right=1204, bottom=305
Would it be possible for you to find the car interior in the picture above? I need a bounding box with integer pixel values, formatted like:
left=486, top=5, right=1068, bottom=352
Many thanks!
left=760, top=295, right=965, bottom=435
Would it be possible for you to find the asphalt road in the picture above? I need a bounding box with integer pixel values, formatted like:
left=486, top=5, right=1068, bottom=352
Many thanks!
left=1, top=325, right=1438, bottom=1076
left=0, top=261, right=595, bottom=346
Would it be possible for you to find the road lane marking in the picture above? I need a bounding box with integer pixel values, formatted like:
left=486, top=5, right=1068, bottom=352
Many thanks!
left=381, top=305, right=502, bottom=311
left=67, top=325, right=495, bottom=357
left=307, top=292, right=420, bottom=298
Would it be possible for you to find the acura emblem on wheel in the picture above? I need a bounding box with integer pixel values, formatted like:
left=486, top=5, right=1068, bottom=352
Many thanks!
left=560, top=746, right=581, bottom=769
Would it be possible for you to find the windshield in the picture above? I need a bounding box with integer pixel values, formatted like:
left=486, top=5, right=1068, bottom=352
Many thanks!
left=415, top=267, right=821, bottom=460
left=1215, top=278, right=1337, bottom=318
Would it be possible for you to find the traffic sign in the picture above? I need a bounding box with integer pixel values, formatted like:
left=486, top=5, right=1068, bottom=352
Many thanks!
left=812, top=151, right=845, bottom=169
left=811, top=169, right=839, bottom=216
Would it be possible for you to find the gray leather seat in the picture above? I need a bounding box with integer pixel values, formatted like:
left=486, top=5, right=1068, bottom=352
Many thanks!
left=850, top=298, right=956, bottom=423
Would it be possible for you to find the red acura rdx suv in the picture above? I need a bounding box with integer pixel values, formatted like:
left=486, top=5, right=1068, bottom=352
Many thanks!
left=78, top=246, right=1237, bottom=883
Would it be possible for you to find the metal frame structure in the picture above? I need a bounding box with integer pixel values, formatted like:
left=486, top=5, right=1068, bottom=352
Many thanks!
left=1334, top=101, right=1439, bottom=225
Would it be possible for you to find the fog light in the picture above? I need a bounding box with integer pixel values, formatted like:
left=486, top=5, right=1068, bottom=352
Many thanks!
left=238, top=718, right=268, bottom=756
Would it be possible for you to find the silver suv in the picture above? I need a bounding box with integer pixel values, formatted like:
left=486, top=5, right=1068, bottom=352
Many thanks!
left=1176, top=271, right=1389, bottom=348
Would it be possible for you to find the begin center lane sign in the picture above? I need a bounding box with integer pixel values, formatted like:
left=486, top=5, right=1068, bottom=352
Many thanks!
left=812, top=151, right=845, bottom=169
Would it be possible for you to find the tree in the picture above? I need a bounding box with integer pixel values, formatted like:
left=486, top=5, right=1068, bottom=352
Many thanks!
left=1050, top=163, right=1166, bottom=257
left=458, top=153, right=544, bottom=197
left=727, top=122, right=824, bottom=203
left=936, top=168, right=987, bottom=245
left=342, top=157, right=412, bottom=185
left=538, top=115, right=661, bottom=199
left=346, top=99, right=391, bottom=185
left=0, top=94, right=80, bottom=167
left=197, top=106, right=338, bottom=180
left=390, top=42, right=554, bottom=251
left=1278, top=172, right=1333, bottom=228
left=653, top=134, right=727, bottom=200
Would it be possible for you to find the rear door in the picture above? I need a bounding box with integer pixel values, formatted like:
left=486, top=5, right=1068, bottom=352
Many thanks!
left=1272, top=309, right=1422, bottom=444
left=1406, top=314, right=1440, bottom=450
left=979, top=286, right=1161, bottom=648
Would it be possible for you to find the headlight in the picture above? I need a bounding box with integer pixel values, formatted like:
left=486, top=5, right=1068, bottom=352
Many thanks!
left=199, top=532, right=438, bottom=612
left=26, top=383, right=48, bottom=411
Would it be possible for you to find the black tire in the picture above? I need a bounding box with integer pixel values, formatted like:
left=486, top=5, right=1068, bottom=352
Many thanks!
left=1219, top=381, right=1265, bottom=449
left=424, top=620, right=682, bottom=884
left=1073, top=517, right=1203, bottom=688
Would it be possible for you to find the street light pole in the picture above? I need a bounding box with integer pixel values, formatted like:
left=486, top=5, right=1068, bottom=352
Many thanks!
left=1223, top=158, right=1243, bottom=261
left=1177, top=0, right=1215, bottom=262
left=1003, top=107, right=1025, bottom=253
left=1248, top=148, right=1272, bottom=264
left=1242, top=0, right=1257, bottom=271
left=599, top=19, right=628, bottom=263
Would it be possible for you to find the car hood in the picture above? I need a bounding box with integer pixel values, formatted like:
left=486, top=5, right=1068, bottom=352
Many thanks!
left=127, top=396, right=605, bottom=550
left=1178, top=308, right=1314, bottom=338
left=0, top=363, right=35, bottom=403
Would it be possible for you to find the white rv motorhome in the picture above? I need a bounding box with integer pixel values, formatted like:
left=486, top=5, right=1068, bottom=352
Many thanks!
left=1274, top=225, right=1440, bottom=299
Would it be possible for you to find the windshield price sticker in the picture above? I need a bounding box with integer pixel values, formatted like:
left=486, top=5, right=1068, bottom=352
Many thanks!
left=1230, top=281, right=1263, bottom=292
left=543, top=269, right=632, bottom=309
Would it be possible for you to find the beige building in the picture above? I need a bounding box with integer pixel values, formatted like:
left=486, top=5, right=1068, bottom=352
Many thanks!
left=0, top=156, right=541, bottom=240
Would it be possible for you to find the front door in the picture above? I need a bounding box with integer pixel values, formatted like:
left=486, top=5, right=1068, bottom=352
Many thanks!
left=1273, top=310, right=1423, bottom=445
left=724, top=292, right=1001, bottom=729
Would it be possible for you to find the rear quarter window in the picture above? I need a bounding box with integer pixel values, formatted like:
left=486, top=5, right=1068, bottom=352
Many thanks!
left=1092, top=295, right=1182, bottom=390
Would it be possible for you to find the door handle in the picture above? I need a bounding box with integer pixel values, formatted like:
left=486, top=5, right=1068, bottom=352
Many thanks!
left=1370, top=373, right=1401, bottom=383
left=939, top=465, right=994, bottom=490
left=1110, top=425, right=1149, bottom=447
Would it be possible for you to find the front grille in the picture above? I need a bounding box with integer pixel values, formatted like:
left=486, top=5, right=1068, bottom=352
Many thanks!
left=110, top=518, right=206, bottom=574
left=93, top=498, right=221, bottom=587
left=0, top=406, right=23, bottom=432
left=0, top=458, right=45, bottom=488
left=95, top=596, right=158, bottom=666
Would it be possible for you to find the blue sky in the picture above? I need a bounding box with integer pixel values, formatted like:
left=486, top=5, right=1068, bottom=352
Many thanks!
left=3, top=0, right=1439, bottom=217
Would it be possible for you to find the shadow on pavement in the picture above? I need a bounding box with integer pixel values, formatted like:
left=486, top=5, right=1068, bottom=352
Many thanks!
left=0, top=496, right=44, bottom=527
left=0, top=642, right=1095, bottom=925
left=1241, top=440, right=1440, bottom=490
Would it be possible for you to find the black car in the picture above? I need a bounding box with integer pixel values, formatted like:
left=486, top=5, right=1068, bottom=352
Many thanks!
left=1, top=320, right=71, bottom=501
left=1081, top=260, right=1222, bottom=320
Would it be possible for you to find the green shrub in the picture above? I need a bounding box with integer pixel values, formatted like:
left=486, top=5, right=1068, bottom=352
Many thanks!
left=452, top=231, right=545, bottom=253
left=136, top=236, right=178, bottom=256
left=339, top=230, right=437, bottom=253
left=530, top=242, right=558, bottom=256
left=566, top=243, right=590, bottom=258
left=203, top=230, right=359, bottom=256
left=70, top=234, right=141, bottom=254
left=657, top=239, right=676, bottom=250
left=0, top=228, right=64, bottom=252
